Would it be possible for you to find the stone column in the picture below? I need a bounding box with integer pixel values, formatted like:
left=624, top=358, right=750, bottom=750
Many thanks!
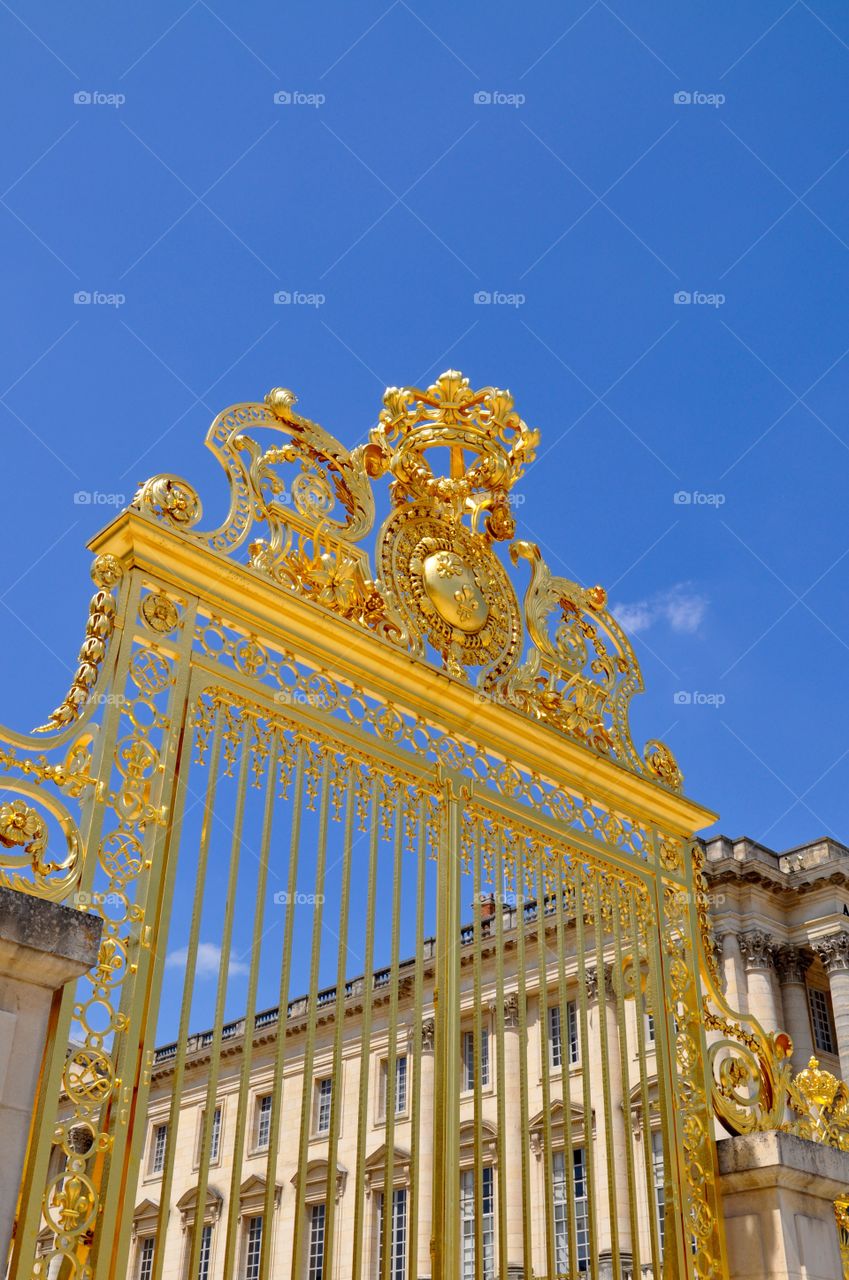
left=586, top=967, right=632, bottom=1280
left=0, top=887, right=102, bottom=1265
left=813, top=931, right=849, bottom=1082
left=502, top=992, right=524, bottom=1277
left=718, top=929, right=747, bottom=1012
left=418, top=1017, right=435, bottom=1279
left=774, top=946, right=815, bottom=1072
left=738, top=931, right=781, bottom=1033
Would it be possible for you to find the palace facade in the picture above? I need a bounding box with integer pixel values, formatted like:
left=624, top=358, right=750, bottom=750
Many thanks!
left=123, top=832, right=849, bottom=1280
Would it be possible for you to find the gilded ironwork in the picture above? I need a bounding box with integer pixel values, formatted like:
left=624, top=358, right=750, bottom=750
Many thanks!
left=2, top=371, right=732, bottom=1280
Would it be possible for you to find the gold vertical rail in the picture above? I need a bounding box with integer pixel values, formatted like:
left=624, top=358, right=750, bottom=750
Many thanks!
left=407, top=795, right=427, bottom=1280
left=222, top=732, right=280, bottom=1279
left=105, top=649, right=199, bottom=1280
left=471, top=818, right=484, bottom=1279
left=381, top=788, right=405, bottom=1280
left=513, top=838, right=533, bottom=1276
left=574, top=872, right=599, bottom=1280
left=611, top=880, right=641, bottom=1277
left=260, top=739, right=307, bottom=1280
left=629, top=887, right=662, bottom=1273
left=151, top=702, right=225, bottom=1280
left=350, top=776, right=381, bottom=1280
left=188, top=715, right=252, bottom=1280
left=323, top=769, right=356, bottom=1276
left=492, top=826, right=509, bottom=1280
left=432, top=772, right=461, bottom=1280
left=593, top=872, right=621, bottom=1278
left=534, top=850, right=556, bottom=1280
left=290, top=751, right=332, bottom=1280
left=553, top=853, right=578, bottom=1274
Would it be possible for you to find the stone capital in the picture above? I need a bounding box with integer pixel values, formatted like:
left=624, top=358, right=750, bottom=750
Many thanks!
left=503, top=992, right=520, bottom=1028
left=583, top=967, right=599, bottom=1003
left=738, top=929, right=776, bottom=971
left=774, top=944, right=810, bottom=985
left=812, top=930, right=849, bottom=974
left=421, top=1017, right=435, bottom=1052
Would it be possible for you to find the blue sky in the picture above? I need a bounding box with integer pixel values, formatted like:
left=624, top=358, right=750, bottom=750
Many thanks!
left=3, top=0, right=849, bottom=877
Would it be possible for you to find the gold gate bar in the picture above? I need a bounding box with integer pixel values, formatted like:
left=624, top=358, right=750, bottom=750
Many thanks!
left=323, top=768, right=356, bottom=1274
left=611, top=877, right=641, bottom=1276
left=534, top=846, right=556, bottom=1280
left=574, top=872, right=599, bottom=1280
left=290, top=751, right=332, bottom=1280
left=553, top=850, right=579, bottom=1274
left=350, top=776, right=381, bottom=1280
left=381, top=788, right=405, bottom=1280
left=406, top=793, right=427, bottom=1280
left=492, top=823, right=509, bottom=1280
left=471, top=817, right=485, bottom=1279
left=152, top=702, right=225, bottom=1280
left=432, top=773, right=461, bottom=1280
left=593, top=871, right=622, bottom=1277
left=628, top=885, right=662, bottom=1272
left=104, top=634, right=200, bottom=1280
left=188, top=714, right=252, bottom=1280
left=222, top=730, right=280, bottom=1277
left=512, top=831, right=534, bottom=1276
left=260, top=738, right=306, bottom=1280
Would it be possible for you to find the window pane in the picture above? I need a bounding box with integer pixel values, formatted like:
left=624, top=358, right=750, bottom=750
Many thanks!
left=652, top=1130, right=666, bottom=1257
left=209, top=1108, right=221, bottom=1163
left=198, top=1224, right=213, bottom=1280
left=316, top=1079, right=332, bottom=1133
left=308, top=1204, right=325, bottom=1280
left=244, top=1216, right=262, bottom=1280
left=138, top=1237, right=155, bottom=1280
left=151, top=1124, right=167, bottom=1174
left=256, top=1095, right=272, bottom=1149
left=460, top=1168, right=494, bottom=1280
left=376, top=1189, right=407, bottom=1279
left=809, top=988, right=836, bottom=1054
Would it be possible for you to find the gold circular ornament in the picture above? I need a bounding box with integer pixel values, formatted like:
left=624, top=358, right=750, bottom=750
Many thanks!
left=140, top=592, right=179, bottom=634
left=378, top=507, right=521, bottom=676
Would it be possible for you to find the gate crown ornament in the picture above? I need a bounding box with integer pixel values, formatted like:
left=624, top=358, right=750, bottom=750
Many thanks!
left=130, top=373, right=685, bottom=789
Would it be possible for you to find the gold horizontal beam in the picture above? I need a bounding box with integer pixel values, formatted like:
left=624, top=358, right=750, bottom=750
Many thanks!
left=88, top=512, right=717, bottom=836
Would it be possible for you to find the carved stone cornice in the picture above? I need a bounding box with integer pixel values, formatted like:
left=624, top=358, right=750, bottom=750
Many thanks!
left=813, top=931, right=849, bottom=974
left=774, top=944, right=810, bottom=985
left=738, top=930, right=776, bottom=971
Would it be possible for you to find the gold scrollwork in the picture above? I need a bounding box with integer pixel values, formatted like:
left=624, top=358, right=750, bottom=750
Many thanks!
left=32, top=556, right=123, bottom=735
left=0, top=788, right=81, bottom=901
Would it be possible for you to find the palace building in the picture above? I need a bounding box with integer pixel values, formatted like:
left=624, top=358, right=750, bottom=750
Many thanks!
left=123, top=831, right=849, bottom=1280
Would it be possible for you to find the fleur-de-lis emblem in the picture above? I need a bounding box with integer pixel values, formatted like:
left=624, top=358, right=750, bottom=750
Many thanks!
left=51, top=1175, right=92, bottom=1232
left=434, top=552, right=462, bottom=579
left=452, top=584, right=480, bottom=623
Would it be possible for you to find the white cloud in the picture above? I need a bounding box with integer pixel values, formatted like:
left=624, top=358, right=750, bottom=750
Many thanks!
left=165, top=941, right=250, bottom=979
left=612, top=584, right=708, bottom=636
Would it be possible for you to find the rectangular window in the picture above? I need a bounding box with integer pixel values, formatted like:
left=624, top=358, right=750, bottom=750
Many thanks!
left=643, top=993, right=656, bottom=1043
left=243, top=1216, right=262, bottom=1280
left=150, top=1123, right=167, bottom=1175
left=460, top=1167, right=494, bottom=1280
left=462, top=1028, right=490, bottom=1091
left=209, top=1107, right=221, bottom=1163
left=316, top=1078, right=332, bottom=1134
left=256, top=1094, right=272, bottom=1150
left=553, top=1149, right=589, bottom=1275
left=376, top=1188, right=407, bottom=1279
left=137, top=1237, right=155, bottom=1280
left=307, top=1204, right=325, bottom=1280
left=651, top=1129, right=665, bottom=1256
left=381, top=1056, right=408, bottom=1118
left=549, top=1001, right=579, bottom=1068
left=809, top=987, right=837, bottom=1055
